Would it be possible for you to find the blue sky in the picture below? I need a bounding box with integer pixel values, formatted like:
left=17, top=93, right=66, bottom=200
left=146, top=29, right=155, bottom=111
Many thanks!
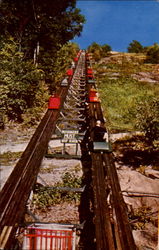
left=72, top=0, right=159, bottom=52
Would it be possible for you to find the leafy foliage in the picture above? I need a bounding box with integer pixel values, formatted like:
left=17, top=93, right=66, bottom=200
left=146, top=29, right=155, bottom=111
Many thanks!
left=101, top=44, right=112, bottom=57
left=88, top=42, right=111, bottom=61
left=61, top=172, right=82, bottom=189
left=135, top=98, right=159, bottom=145
left=0, top=38, right=79, bottom=122
left=0, top=0, right=83, bottom=123
left=40, top=42, right=79, bottom=93
left=129, top=206, right=152, bottom=230
left=93, top=50, right=159, bottom=137
left=145, top=43, right=159, bottom=64
left=32, top=172, right=82, bottom=209
left=0, top=0, right=85, bottom=59
left=97, top=75, right=159, bottom=133
left=0, top=38, right=44, bottom=122
left=113, top=134, right=159, bottom=170
left=0, top=151, right=23, bottom=165
left=127, top=40, right=144, bottom=53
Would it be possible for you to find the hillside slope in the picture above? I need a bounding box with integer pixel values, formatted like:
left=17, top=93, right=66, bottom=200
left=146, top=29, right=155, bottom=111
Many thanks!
left=93, top=51, right=159, bottom=132
left=93, top=52, right=159, bottom=249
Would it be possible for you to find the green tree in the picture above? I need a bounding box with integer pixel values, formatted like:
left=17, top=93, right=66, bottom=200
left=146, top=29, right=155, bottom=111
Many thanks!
left=88, top=42, right=102, bottom=54
left=0, top=0, right=85, bottom=122
left=136, top=98, right=159, bottom=145
left=0, top=0, right=85, bottom=60
left=0, top=39, right=79, bottom=122
left=146, top=43, right=159, bottom=64
left=43, top=42, right=79, bottom=93
left=0, top=38, right=44, bottom=122
left=101, top=44, right=112, bottom=56
left=127, top=40, right=143, bottom=53
left=88, top=42, right=111, bottom=61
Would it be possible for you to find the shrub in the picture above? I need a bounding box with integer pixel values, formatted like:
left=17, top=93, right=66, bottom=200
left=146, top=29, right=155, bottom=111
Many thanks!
left=146, top=43, right=159, bottom=64
left=129, top=206, right=152, bottom=230
left=0, top=38, right=44, bottom=122
left=135, top=98, right=159, bottom=145
left=88, top=42, right=111, bottom=61
left=32, top=172, right=82, bottom=209
left=127, top=40, right=144, bottom=53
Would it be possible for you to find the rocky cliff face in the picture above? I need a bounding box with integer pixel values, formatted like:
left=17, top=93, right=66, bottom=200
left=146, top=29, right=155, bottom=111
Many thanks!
left=95, top=51, right=159, bottom=85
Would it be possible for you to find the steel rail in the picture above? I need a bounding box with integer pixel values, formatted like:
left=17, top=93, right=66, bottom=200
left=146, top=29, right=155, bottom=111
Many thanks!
left=91, top=152, right=115, bottom=249
left=0, top=110, right=52, bottom=221
left=0, top=84, right=67, bottom=236
left=122, top=190, right=159, bottom=198
left=103, top=153, right=136, bottom=249
left=0, top=110, right=61, bottom=250
left=0, top=110, right=58, bottom=228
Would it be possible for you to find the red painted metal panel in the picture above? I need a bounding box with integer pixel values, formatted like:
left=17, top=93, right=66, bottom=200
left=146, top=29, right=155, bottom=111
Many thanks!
left=66, top=69, right=73, bottom=76
left=87, top=68, right=93, bottom=75
left=74, top=57, right=78, bottom=62
left=89, top=88, right=97, bottom=97
left=48, top=96, right=61, bottom=109
left=87, top=74, right=94, bottom=79
left=89, top=96, right=100, bottom=103
left=24, top=228, right=73, bottom=250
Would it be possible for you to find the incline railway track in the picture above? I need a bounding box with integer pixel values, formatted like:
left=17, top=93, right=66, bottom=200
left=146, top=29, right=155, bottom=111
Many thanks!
left=0, top=95, right=67, bottom=248
left=0, top=50, right=136, bottom=249
left=83, top=77, right=136, bottom=249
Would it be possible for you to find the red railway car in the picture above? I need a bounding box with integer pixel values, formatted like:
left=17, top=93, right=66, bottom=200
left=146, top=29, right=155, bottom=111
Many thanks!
left=89, top=88, right=100, bottom=102
left=74, top=57, right=78, bottom=62
left=48, top=95, right=61, bottom=109
left=87, top=68, right=93, bottom=75
left=89, top=96, right=100, bottom=102
left=66, top=69, right=73, bottom=76
left=89, top=88, right=97, bottom=97
left=87, top=74, right=94, bottom=79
